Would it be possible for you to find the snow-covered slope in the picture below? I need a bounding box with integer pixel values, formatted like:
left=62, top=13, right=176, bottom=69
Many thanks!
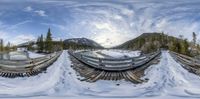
left=1, top=51, right=200, bottom=99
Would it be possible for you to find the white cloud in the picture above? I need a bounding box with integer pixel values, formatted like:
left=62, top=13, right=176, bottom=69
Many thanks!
left=41, top=23, right=65, bottom=30
left=0, top=31, right=36, bottom=45
left=9, top=20, right=32, bottom=30
left=24, top=6, right=47, bottom=17
left=91, top=22, right=133, bottom=48
left=35, top=10, right=47, bottom=16
left=24, top=6, right=33, bottom=12
left=17, top=1, right=200, bottom=47
left=9, top=34, right=35, bottom=45
left=93, top=23, right=113, bottom=31
left=0, top=31, right=9, bottom=40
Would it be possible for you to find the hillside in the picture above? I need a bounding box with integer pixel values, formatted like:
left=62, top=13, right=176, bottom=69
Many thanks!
left=63, top=38, right=103, bottom=49
left=115, top=33, right=193, bottom=55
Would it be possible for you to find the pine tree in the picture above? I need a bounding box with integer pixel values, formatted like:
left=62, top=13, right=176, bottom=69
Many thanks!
left=59, top=39, right=63, bottom=51
left=5, top=42, right=10, bottom=52
left=37, top=35, right=44, bottom=52
left=193, top=32, right=197, bottom=46
left=40, top=34, right=44, bottom=52
left=0, top=39, right=3, bottom=52
left=36, top=36, right=40, bottom=51
left=183, top=39, right=189, bottom=55
left=45, top=28, right=53, bottom=53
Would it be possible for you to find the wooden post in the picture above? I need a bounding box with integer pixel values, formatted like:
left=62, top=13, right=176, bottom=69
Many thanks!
left=80, top=54, right=82, bottom=59
left=99, top=58, right=104, bottom=68
left=131, top=58, right=135, bottom=65
left=0, top=53, right=2, bottom=60
left=25, top=51, right=30, bottom=59
left=7, top=52, right=10, bottom=60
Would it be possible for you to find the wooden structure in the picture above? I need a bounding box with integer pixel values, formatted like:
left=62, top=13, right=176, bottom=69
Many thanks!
left=170, top=51, right=200, bottom=75
left=69, top=50, right=161, bottom=83
left=0, top=51, right=62, bottom=78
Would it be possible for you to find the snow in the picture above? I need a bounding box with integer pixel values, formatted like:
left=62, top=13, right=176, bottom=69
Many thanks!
left=80, top=49, right=141, bottom=58
left=9, top=52, right=28, bottom=60
left=96, top=49, right=141, bottom=58
left=0, top=50, right=200, bottom=99
left=28, top=51, right=45, bottom=58
left=2, top=51, right=45, bottom=60
left=81, top=51, right=105, bottom=58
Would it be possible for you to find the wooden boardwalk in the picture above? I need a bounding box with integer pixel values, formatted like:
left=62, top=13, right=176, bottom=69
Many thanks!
left=0, top=51, right=62, bottom=78
left=170, top=51, right=200, bottom=75
left=69, top=50, right=161, bottom=83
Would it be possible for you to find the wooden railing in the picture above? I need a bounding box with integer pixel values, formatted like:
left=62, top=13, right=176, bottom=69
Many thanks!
left=170, top=51, right=200, bottom=66
left=69, top=50, right=161, bottom=71
left=0, top=51, right=30, bottom=60
left=0, top=51, right=62, bottom=73
left=170, top=51, right=200, bottom=75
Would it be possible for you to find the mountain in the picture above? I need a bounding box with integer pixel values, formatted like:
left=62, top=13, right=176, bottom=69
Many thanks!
left=63, top=38, right=103, bottom=49
left=114, top=32, right=194, bottom=55
left=17, top=41, right=35, bottom=47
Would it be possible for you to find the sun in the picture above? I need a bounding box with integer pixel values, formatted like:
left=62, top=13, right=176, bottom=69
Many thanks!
left=91, top=22, right=131, bottom=48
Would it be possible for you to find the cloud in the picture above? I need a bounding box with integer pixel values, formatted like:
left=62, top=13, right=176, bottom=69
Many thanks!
left=0, top=31, right=9, bottom=41
left=0, top=20, right=34, bottom=45
left=24, top=6, right=33, bottom=12
left=41, top=23, right=65, bottom=30
left=9, top=34, right=35, bottom=45
left=2, top=1, right=200, bottom=47
left=9, top=20, right=32, bottom=30
left=34, top=10, right=47, bottom=16
left=0, top=31, right=35, bottom=45
left=91, top=22, right=133, bottom=47
left=24, top=6, right=47, bottom=17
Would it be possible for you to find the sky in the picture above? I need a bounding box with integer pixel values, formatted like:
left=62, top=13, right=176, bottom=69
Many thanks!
left=0, top=0, right=200, bottom=48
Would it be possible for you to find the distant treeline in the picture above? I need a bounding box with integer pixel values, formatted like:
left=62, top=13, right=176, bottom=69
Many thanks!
left=36, top=28, right=102, bottom=53
left=0, top=39, right=16, bottom=52
left=115, top=32, right=199, bottom=56
left=36, top=28, right=63, bottom=53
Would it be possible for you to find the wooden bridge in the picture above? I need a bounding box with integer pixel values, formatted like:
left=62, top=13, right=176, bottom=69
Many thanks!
left=170, top=51, right=200, bottom=75
left=0, top=51, right=62, bottom=78
left=69, top=50, right=161, bottom=83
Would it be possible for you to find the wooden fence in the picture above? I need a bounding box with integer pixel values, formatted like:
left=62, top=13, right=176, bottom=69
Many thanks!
left=0, top=51, right=62, bottom=78
left=69, top=50, right=161, bottom=71
left=170, top=51, right=200, bottom=75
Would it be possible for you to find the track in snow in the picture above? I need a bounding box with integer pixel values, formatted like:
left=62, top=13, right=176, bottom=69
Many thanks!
left=0, top=50, right=199, bottom=99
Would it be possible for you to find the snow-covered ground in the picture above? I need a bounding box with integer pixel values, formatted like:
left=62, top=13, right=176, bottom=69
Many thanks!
left=28, top=51, right=45, bottom=58
left=97, top=49, right=141, bottom=58
left=0, top=50, right=200, bottom=99
left=81, top=49, right=141, bottom=58
left=9, top=52, right=28, bottom=60
left=2, top=51, right=45, bottom=60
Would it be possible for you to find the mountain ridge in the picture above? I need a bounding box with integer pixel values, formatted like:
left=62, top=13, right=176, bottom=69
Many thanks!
left=63, top=37, right=103, bottom=49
